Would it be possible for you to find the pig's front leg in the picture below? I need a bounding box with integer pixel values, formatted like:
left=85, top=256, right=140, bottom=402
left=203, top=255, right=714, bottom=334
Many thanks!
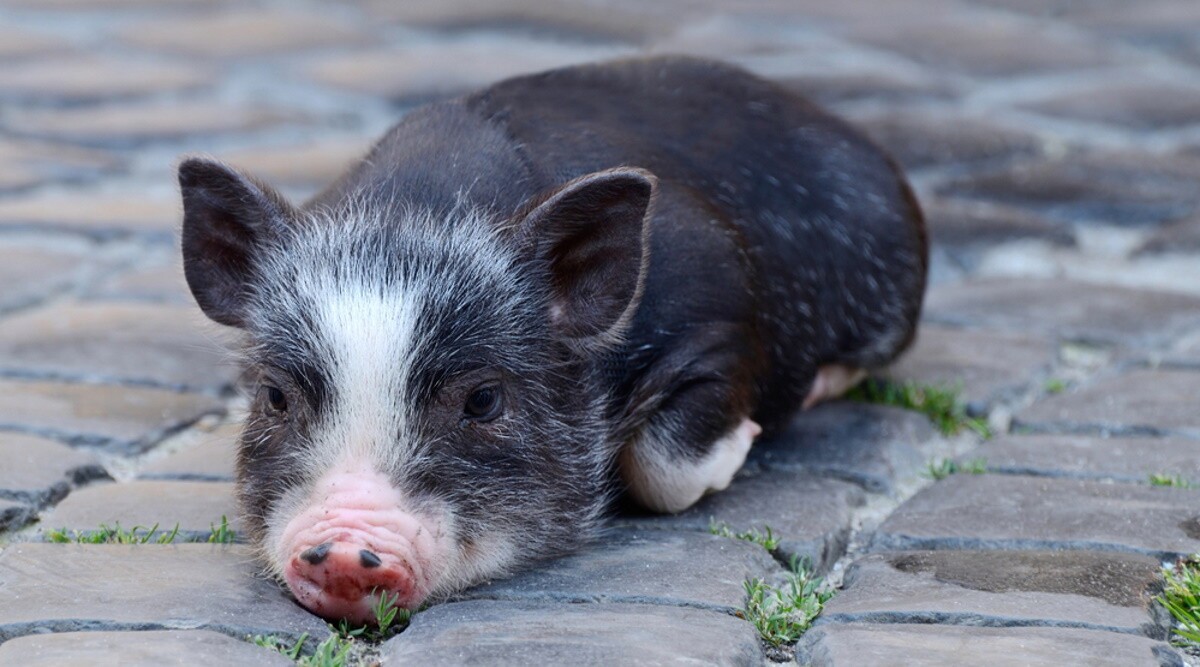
left=618, top=376, right=761, bottom=514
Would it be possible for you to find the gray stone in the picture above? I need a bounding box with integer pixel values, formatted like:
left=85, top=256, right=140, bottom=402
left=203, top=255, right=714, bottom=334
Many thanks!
left=1017, top=369, right=1200, bottom=437
left=0, top=432, right=107, bottom=505
left=140, top=422, right=239, bottom=481
left=618, top=469, right=864, bottom=572
left=823, top=551, right=1167, bottom=637
left=0, top=302, right=239, bottom=392
left=0, top=498, right=34, bottom=533
left=0, top=544, right=326, bottom=643
left=0, top=190, right=181, bottom=240
left=797, top=623, right=1181, bottom=667
left=855, top=110, right=1041, bottom=170
left=977, top=434, right=1200, bottom=484
left=937, top=151, right=1200, bottom=226
left=885, top=325, right=1057, bottom=411
left=872, top=474, right=1200, bottom=560
left=0, top=378, right=225, bottom=453
left=382, top=600, right=763, bottom=666
left=38, top=480, right=239, bottom=542
left=0, top=243, right=93, bottom=314
left=1136, top=216, right=1200, bottom=257
left=924, top=279, right=1200, bottom=347
left=923, top=198, right=1076, bottom=250
left=458, top=529, right=778, bottom=614
left=1021, top=79, right=1200, bottom=131
left=747, top=403, right=935, bottom=494
left=86, top=260, right=194, bottom=305
left=0, top=630, right=293, bottom=666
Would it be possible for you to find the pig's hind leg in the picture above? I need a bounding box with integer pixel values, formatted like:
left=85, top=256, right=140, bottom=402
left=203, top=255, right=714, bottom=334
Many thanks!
left=802, top=364, right=867, bottom=410
left=619, top=378, right=760, bottom=514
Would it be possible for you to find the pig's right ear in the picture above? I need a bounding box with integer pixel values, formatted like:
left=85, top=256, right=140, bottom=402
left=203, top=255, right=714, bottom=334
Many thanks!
left=514, top=167, right=655, bottom=352
left=178, top=157, right=293, bottom=329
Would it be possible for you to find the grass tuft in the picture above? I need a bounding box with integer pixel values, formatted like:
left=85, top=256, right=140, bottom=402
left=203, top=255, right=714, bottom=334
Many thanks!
left=924, top=458, right=988, bottom=481
left=253, top=592, right=415, bottom=666
left=46, top=522, right=180, bottom=545
left=1159, top=555, right=1200, bottom=649
left=742, top=556, right=833, bottom=647
left=207, top=515, right=237, bottom=543
left=1150, top=474, right=1195, bottom=489
left=846, top=379, right=990, bottom=438
left=709, top=519, right=780, bottom=552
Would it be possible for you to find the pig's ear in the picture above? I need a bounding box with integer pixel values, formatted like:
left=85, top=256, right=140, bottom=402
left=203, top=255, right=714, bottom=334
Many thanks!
left=178, top=157, right=293, bottom=329
left=516, top=167, right=655, bottom=349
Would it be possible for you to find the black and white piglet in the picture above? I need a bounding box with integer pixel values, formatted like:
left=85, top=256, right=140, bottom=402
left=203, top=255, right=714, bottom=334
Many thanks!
left=178, top=56, right=927, bottom=623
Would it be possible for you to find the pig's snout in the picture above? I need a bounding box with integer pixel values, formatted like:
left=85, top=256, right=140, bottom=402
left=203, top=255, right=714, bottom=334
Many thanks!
left=285, top=539, right=415, bottom=624
left=277, top=468, right=443, bottom=624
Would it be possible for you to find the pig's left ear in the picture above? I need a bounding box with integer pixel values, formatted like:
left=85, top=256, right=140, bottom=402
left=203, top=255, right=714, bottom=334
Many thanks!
left=515, top=167, right=655, bottom=351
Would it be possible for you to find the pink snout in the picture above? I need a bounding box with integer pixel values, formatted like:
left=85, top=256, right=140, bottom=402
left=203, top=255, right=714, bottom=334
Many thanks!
left=277, top=467, right=443, bottom=624
left=284, top=539, right=415, bottom=625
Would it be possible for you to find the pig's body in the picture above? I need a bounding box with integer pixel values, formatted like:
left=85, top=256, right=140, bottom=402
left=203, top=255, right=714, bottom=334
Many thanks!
left=178, top=57, right=926, bottom=623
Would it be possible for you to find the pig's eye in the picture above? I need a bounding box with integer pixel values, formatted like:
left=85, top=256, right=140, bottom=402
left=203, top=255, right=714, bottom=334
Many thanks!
left=463, top=383, right=502, bottom=421
left=264, top=386, right=288, bottom=413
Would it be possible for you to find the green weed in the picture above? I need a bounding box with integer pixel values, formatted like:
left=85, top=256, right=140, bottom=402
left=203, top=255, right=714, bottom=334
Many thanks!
left=709, top=519, right=780, bottom=552
left=925, top=458, right=988, bottom=481
left=846, top=379, right=990, bottom=438
left=1159, top=555, right=1200, bottom=648
left=207, top=515, right=237, bottom=543
left=46, top=522, right=180, bottom=544
left=1043, top=378, right=1067, bottom=394
left=1150, top=474, right=1195, bottom=489
left=742, top=557, right=833, bottom=647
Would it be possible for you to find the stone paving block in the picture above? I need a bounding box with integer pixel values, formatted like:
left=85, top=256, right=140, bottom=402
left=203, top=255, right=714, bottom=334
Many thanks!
left=7, top=100, right=309, bottom=149
left=0, top=27, right=69, bottom=60
left=854, top=110, right=1041, bottom=170
left=1018, top=368, right=1200, bottom=437
left=85, top=260, right=194, bottom=305
left=924, top=279, right=1200, bottom=347
left=0, top=243, right=93, bottom=313
left=0, top=378, right=224, bottom=452
left=0, top=544, right=327, bottom=643
left=1136, top=216, right=1200, bottom=257
left=923, top=198, right=1076, bottom=251
left=141, top=421, right=238, bottom=481
left=978, top=434, right=1200, bottom=484
left=0, top=55, right=212, bottom=103
left=0, top=190, right=181, bottom=240
left=360, top=0, right=680, bottom=43
left=781, top=70, right=959, bottom=107
left=117, top=8, right=373, bottom=58
left=219, top=136, right=372, bottom=193
left=0, top=499, right=35, bottom=533
left=845, top=12, right=1115, bottom=77
left=618, top=470, right=864, bottom=572
left=796, top=623, right=1181, bottom=667
left=937, top=151, right=1200, bottom=226
left=0, top=432, right=107, bottom=506
left=38, top=480, right=239, bottom=541
left=458, top=529, right=778, bottom=614
left=0, top=301, right=240, bottom=392
left=823, top=551, right=1167, bottom=637
left=872, top=474, right=1200, bottom=560
left=0, top=629, right=293, bottom=667
left=747, top=403, right=935, bottom=494
left=1021, top=79, right=1200, bottom=131
left=382, top=600, right=763, bottom=666
left=306, top=36, right=628, bottom=102
left=885, top=324, right=1056, bottom=411
left=0, top=137, right=121, bottom=192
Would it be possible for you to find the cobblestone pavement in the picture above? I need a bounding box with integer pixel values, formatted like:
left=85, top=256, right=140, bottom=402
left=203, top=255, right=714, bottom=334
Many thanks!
left=0, top=0, right=1198, bottom=665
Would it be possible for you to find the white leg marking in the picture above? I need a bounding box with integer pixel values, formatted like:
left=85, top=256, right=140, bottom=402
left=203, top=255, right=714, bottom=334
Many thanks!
left=621, top=418, right=761, bottom=514
left=802, top=364, right=866, bottom=410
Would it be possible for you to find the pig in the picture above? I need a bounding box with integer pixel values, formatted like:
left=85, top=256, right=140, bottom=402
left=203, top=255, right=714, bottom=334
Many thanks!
left=177, top=56, right=927, bottom=623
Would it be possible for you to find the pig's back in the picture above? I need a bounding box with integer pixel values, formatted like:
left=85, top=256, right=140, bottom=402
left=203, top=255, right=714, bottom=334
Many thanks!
left=466, top=56, right=927, bottom=430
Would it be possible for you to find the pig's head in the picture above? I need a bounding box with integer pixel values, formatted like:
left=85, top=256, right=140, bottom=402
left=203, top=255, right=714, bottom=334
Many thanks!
left=177, top=157, right=653, bottom=623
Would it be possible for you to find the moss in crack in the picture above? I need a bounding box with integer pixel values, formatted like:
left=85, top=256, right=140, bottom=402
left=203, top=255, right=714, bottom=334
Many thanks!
left=846, top=379, right=990, bottom=438
left=740, top=556, right=834, bottom=658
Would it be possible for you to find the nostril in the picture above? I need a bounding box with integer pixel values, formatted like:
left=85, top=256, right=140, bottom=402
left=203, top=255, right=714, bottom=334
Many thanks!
left=300, top=542, right=333, bottom=566
left=359, top=549, right=382, bottom=569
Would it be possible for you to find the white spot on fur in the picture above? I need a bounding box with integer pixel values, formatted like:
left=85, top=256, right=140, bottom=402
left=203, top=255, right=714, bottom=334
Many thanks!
left=621, top=417, right=760, bottom=514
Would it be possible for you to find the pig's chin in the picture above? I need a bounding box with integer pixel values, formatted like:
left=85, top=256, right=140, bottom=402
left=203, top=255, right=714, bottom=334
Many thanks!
left=272, top=468, right=447, bottom=624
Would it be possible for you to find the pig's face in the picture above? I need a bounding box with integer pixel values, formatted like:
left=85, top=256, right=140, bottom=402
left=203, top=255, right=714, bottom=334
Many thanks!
left=178, top=159, right=653, bottom=623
